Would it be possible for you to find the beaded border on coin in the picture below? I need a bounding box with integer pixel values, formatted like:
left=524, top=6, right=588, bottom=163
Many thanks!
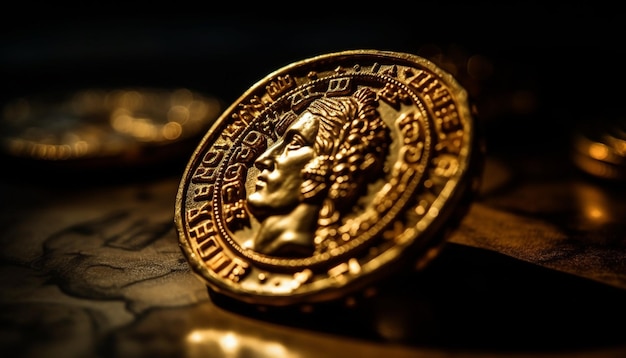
left=175, top=50, right=484, bottom=308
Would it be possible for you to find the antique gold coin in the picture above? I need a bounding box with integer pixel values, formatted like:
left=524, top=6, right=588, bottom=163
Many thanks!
left=175, top=50, right=483, bottom=307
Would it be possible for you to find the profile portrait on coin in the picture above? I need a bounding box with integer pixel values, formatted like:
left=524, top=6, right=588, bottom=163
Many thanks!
left=246, top=87, right=390, bottom=257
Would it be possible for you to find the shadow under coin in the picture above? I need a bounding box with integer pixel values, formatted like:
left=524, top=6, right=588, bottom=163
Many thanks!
left=209, top=242, right=626, bottom=353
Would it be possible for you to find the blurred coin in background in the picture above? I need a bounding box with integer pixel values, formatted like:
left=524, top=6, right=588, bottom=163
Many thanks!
left=572, top=117, right=626, bottom=181
left=1, top=88, right=223, bottom=180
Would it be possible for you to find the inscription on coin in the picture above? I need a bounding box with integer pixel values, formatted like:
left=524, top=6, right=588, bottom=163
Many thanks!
left=175, top=50, right=482, bottom=306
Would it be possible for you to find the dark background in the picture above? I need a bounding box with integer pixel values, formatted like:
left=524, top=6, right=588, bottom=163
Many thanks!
left=3, top=5, right=624, bottom=151
left=2, top=4, right=626, bottom=185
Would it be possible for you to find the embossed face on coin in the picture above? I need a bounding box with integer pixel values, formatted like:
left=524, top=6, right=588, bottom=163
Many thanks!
left=175, top=50, right=483, bottom=307
left=247, top=111, right=319, bottom=216
left=246, top=87, right=390, bottom=257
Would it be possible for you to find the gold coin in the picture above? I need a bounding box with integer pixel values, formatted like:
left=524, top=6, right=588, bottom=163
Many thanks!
left=175, top=50, right=484, bottom=307
left=1, top=87, right=223, bottom=170
left=572, top=118, right=626, bottom=180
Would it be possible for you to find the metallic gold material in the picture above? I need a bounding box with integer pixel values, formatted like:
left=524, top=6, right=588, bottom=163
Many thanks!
left=175, top=50, right=483, bottom=306
left=572, top=118, right=626, bottom=180
left=1, top=87, right=222, bottom=168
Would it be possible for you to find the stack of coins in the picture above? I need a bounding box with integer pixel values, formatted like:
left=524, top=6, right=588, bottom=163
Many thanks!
left=572, top=118, right=626, bottom=181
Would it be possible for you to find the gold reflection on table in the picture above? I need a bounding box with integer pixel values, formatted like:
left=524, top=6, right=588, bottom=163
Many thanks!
left=575, top=182, right=617, bottom=230
left=186, top=329, right=292, bottom=358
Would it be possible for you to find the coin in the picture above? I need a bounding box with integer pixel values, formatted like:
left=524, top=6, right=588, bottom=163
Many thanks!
left=572, top=118, right=626, bottom=181
left=1, top=87, right=223, bottom=173
left=175, top=50, right=484, bottom=307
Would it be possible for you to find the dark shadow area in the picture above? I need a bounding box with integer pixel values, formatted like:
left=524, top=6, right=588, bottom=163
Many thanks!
left=0, top=138, right=198, bottom=188
left=210, top=242, right=626, bottom=352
